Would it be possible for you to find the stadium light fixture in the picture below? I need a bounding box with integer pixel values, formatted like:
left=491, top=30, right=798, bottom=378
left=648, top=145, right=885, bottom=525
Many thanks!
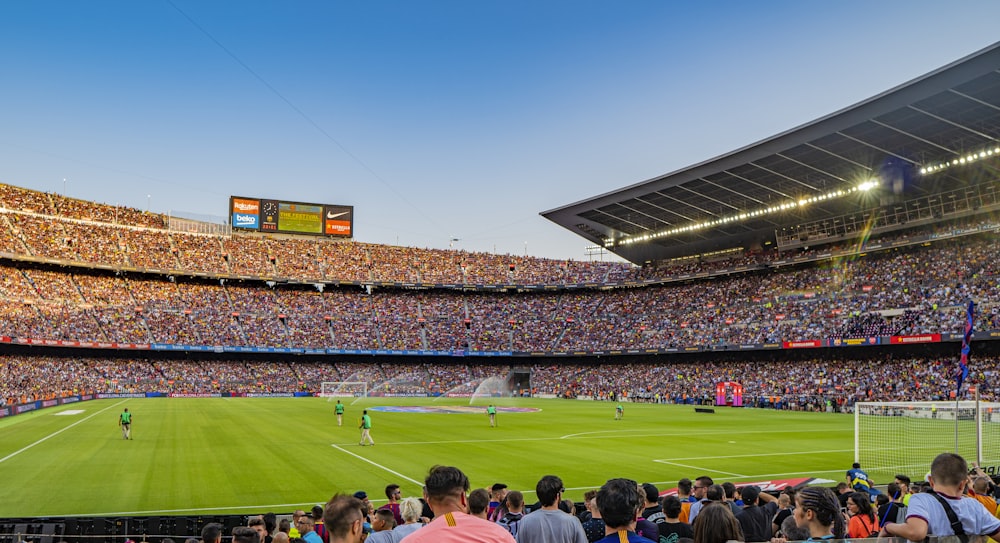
left=918, top=144, right=1000, bottom=176
left=612, top=174, right=897, bottom=249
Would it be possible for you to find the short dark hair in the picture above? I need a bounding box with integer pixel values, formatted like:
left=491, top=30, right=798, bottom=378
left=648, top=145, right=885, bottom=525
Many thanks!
left=931, top=452, right=968, bottom=486
left=231, top=527, right=259, bottom=543
left=536, top=475, right=564, bottom=507
left=201, top=523, right=223, bottom=543
left=323, top=494, right=363, bottom=538
left=469, top=488, right=490, bottom=515
left=721, top=482, right=737, bottom=500
left=662, top=495, right=683, bottom=518
left=491, top=483, right=508, bottom=492
left=642, top=483, right=659, bottom=503
left=374, top=509, right=396, bottom=528
left=894, top=474, right=912, bottom=486
left=678, top=478, right=693, bottom=495
left=262, top=513, right=276, bottom=533
left=424, top=465, right=470, bottom=502
left=852, top=462, right=861, bottom=469
left=385, top=484, right=401, bottom=499
left=596, top=478, right=641, bottom=529
left=886, top=483, right=901, bottom=499
left=311, top=505, right=323, bottom=520
left=507, top=490, right=524, bottom=509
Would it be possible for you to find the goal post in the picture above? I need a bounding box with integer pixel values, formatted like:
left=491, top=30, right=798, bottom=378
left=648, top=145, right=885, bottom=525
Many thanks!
left=855, top=400, right=1000, bottom=480
left=320, top=381, right=368, bottom=401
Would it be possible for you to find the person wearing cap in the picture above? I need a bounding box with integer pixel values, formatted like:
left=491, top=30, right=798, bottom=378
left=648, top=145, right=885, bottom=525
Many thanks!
left=734, top=485, right=777, bottom=543
left=353, top=491, right=372, bottom=526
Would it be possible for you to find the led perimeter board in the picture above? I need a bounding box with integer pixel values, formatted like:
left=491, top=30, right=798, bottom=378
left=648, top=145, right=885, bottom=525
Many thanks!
left=230, top=196, right=353, bottom=238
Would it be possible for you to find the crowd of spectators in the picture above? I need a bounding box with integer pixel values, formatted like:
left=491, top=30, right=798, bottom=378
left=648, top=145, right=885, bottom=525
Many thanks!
left=2, top=354, right=996, bottom=409
left=0, top=230, right=998, bottom=352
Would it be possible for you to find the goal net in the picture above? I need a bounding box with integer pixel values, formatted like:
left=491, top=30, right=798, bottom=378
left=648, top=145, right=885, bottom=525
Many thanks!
left=320, top=381, right=368, bottom=400
left=855, top=401, right=1000, bottom=480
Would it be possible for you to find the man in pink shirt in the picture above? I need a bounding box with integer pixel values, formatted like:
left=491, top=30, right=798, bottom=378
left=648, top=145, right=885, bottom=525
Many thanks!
left=401, top=465, right=515, bottom=543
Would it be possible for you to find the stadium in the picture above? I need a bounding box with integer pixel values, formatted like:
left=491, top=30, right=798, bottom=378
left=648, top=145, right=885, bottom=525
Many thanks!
left=3, top=27, right=1000, bottom=543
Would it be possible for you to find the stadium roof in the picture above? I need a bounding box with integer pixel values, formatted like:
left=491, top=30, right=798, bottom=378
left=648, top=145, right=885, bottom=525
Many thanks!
left=542, top=41, right=1000, bottom=265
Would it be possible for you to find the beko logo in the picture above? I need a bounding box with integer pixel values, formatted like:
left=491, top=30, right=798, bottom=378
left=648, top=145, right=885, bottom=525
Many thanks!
left=234, top=213, right=257, bottom=226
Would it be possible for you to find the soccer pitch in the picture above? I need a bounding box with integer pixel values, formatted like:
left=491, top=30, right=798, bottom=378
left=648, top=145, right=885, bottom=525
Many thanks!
left=0, top=397, right=853, bottom=518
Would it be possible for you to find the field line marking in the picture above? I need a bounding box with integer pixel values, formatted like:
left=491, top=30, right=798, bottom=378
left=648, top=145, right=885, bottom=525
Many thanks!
left=653, top=448, right=853, bottom=462
left=330, top=444, right=423, bottom=486
left=0, top=399, right=128, bottom=465
left=560, top=428, right=841, bottom=440
left=654, top=460, right=746, bottom=478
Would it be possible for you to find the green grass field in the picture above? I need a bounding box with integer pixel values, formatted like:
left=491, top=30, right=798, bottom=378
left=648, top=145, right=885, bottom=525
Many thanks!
left=0, top=397, right=854, bottom=518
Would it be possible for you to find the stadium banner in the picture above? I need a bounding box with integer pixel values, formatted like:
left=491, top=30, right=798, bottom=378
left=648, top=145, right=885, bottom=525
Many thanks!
left=230, top=197, right=261, bottom=230
left=169, top=393, right=222, bottom=398
left=830, top=337, right=879, bottom=347
left=97, top=393, right=147, bottom=399
left=12, top=337, right=151, bottom=349
left=0, top=406, right=10, bottom=418
left=246, top=393, right=295, bottom=397
left=230, top=195, right=353, bottom=238
left=737, top=343, right=763, bottom=350
left=889, top=334, right=941, bottom=344
left=658, top=477, right=833, bottom=497
left=762, top=343, right=782, bottom=349
left=0, top=335, right=9, bottom=343
left=15, top=401, right=40, bottom=414
left=782, top=340, right=822, bottom=349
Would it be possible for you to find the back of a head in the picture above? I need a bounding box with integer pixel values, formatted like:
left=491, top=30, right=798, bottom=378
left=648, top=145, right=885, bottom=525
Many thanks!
left=597, top=478, right=642, bottom=530
left=696, top=476, right=714, bottom=488
left=374, top=509, right=396, bottom=529
left=885, top=483, right=901, bottom=499
left=706, top=485, right=724, bottom=502
left=740, top=485, right=760, bottom=506
left=931, top=452, right=968, bottom=486
left=678, top=478, right=693, bottom=495
left=232, top=527, right=260, bottom=543
left=796, top=486, right=845, bottom=539
left=642, top=483, right=659, bottom=505
left=973, top=477, right=990, bottom=494
left=721, top=482, right=737, bottom=500
left=423, top=465, right=470, bottom=503
left=852, top=463, right=861, bottom=469
left=311, top=505, right=324, bottom=521
left=693, top=503, right=742, bottom=543
left=558, top=499, right=574, bottom=515
left=323, top=494, right=364, bottom=539
left=536, top=475, right=564, bottom=507
left=201, top=522, right=224, bottom=543
left=469, top=488, right=490, bottom=515
left=507, top=490, right=525, bottom=511
left=399, top=497, right=423, bottom=523
left=662, top=495, right=683, bottom=519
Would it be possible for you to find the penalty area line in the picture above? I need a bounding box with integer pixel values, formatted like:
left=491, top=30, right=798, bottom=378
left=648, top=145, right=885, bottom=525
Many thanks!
left=330, top=444, right=423, bottom=487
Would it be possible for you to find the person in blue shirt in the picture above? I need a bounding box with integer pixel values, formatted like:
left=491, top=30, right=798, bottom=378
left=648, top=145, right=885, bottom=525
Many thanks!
left=847, top=462, right=882, bottom=499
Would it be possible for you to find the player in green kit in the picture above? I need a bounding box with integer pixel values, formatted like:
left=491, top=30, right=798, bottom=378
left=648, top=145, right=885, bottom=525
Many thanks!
left=614, top=403, right=623, bottom=420
left=119, top=408, right=132, bottom=439
left=487, top=404, right=497, bottom=427
left=335, top=400, right=345, bottom=426
left=359, top=410, right=374, bottom=446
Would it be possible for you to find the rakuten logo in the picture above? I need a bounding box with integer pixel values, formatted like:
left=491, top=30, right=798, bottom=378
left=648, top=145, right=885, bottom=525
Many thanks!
left=232, top=199, right=260, bottom=213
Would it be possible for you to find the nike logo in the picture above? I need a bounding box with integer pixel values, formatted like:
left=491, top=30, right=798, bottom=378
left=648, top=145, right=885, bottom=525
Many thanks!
left=327, top=211, right=349, bottom=219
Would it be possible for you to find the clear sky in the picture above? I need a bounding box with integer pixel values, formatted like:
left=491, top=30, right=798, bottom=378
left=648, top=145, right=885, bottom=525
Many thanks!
left=2, top=1, right=999, bottom=262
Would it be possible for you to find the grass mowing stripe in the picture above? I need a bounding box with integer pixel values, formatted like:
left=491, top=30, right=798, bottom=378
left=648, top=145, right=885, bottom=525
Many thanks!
left=0, top=399, right=127, bottom=465
left=330, top=444, right=423, bottom=486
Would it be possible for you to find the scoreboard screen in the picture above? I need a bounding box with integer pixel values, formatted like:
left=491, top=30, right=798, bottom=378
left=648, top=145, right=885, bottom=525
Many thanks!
left=230, top=196, right=353, bottom=238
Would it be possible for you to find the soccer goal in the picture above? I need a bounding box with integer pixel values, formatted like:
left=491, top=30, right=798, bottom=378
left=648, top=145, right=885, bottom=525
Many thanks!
left=855, top=400, right=1000, bottom=480
left=320, top=381, right=368, bottom=401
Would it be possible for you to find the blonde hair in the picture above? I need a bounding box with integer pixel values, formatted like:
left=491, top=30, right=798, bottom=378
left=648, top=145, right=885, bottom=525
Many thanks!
left=400, top=497, right=423, bottom=522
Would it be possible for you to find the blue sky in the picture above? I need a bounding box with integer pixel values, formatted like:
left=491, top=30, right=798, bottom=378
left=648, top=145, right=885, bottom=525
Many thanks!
left=2, top=1, right=999, bottom=261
